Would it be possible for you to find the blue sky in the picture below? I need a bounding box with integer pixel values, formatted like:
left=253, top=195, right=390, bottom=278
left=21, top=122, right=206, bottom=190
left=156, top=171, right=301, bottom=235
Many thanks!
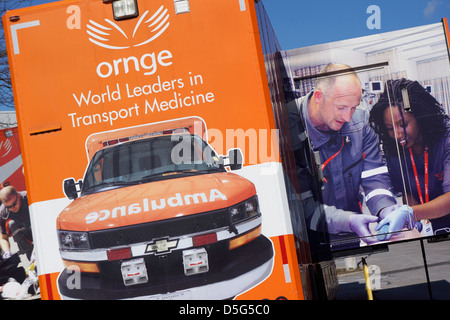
left=262, top=0, right=450, bottom=50
left=24, top=0, right=450, bottom=49
left=16, top=0, right=450, bottom=50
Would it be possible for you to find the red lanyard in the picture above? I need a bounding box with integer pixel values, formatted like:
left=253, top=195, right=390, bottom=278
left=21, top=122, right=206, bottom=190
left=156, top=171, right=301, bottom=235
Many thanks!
left=409, top=147, right=429, bottom=204
left=321, top=138, right=344, bottom=183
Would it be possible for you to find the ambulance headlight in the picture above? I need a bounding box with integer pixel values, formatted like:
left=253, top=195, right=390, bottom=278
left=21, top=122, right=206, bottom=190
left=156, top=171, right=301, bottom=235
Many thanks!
left=229, top=196, right=260, bottom=224
left=58, top=230, right=90, bottom=250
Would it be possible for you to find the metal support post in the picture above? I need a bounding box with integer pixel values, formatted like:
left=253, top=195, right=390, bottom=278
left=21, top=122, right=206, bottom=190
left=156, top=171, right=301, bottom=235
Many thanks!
left=420, top=239, right=433, bottom=300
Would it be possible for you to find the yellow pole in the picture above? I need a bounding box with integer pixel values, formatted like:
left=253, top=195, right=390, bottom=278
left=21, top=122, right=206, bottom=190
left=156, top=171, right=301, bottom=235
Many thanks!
left=362, top=258, right=373, bottom=300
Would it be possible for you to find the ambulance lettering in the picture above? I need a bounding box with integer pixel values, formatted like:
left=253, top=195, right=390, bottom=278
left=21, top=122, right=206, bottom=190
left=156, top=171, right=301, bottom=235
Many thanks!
left=85, top=189, right=227, bottom=224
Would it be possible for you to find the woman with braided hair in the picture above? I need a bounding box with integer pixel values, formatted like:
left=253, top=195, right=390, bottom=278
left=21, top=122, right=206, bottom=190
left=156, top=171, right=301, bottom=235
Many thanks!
left=369, top=78, right=450, bottom=238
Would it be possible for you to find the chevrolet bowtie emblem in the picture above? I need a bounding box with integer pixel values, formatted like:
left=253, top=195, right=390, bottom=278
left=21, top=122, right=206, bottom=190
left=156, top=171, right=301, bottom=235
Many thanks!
left=145, top=238, right=179, bottom=254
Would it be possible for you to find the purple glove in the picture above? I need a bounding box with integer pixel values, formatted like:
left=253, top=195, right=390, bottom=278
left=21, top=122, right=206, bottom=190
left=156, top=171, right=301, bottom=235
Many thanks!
left=349, top=214, right=379, bottom=244
left=2, top=250, right=11, bottom=260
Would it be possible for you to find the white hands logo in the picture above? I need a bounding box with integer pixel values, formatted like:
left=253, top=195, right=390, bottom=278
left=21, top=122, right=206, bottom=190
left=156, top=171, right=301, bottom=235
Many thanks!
left=0, top=139, right=13, bottom=158
left=86, top=5, right=170, bottom=50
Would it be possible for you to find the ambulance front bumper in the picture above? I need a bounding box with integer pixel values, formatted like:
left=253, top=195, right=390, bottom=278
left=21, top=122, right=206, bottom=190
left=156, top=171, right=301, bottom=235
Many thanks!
left=57, top=234, right=274, bottom=300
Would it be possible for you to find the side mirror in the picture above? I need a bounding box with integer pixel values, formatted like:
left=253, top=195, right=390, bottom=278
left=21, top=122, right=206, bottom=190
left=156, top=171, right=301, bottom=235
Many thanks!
left=63, top=178, right=80, bottom=200
left=227, top=148, right=243, bottom=171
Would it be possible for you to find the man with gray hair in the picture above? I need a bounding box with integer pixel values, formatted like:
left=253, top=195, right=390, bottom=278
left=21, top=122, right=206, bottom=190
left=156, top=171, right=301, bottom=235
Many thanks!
left=288, top=63, right=399, bottom=253
left=0, top=186, right=33, bottom=261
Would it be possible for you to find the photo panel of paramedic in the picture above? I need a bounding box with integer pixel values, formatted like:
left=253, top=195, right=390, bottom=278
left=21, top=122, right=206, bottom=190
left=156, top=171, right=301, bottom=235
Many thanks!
left=287, top=63, right=401, bottom=252
left=369, top=78, right=450, bottom=238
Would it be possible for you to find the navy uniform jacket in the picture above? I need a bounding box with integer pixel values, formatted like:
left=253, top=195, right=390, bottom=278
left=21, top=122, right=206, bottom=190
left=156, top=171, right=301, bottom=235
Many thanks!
left=387, top=132, right=450, bottom=235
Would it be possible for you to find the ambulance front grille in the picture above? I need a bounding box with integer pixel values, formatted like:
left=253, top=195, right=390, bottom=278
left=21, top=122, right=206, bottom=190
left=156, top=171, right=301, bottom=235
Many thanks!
left=88, top=208, right=230, bottom=249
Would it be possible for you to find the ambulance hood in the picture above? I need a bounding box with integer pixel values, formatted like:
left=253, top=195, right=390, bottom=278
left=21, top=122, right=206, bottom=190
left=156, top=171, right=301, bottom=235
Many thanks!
left=57, top=172, right=256, bottom=232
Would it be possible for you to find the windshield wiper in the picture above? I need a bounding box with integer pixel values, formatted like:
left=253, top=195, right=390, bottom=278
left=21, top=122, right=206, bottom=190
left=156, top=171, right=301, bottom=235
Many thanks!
left=83, top=180, right=135, bottom=192
left=141, top=170, right=194, bottom=180
left=141, top=168, right=220, bottom=181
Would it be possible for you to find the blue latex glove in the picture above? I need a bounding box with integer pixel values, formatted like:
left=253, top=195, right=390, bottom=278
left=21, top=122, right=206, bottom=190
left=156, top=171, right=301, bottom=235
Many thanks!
left=378, top=204, right=401, bottom=219
left=415, top=221, right=423, bottom=233
left=375, top=205, right=415, bottom=240
left=376, top=224, right=390, bottom=241
left=349, top=214, right=379, bottom=244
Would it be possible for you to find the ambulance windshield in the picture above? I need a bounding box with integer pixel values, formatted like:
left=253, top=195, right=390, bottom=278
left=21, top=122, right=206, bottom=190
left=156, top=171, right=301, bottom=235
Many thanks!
left=81, top=134, right=223, bottom=195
